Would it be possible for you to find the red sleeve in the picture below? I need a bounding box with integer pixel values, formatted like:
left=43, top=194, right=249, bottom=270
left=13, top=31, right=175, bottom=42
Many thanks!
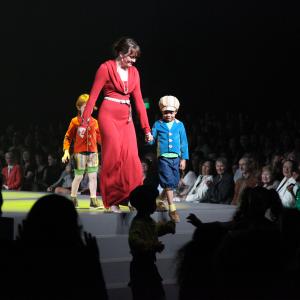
left=9, top=165, right=22, bottom=190
left=130, top=68, right=151, bottom=134
left=63, top=118, right=77, bottom=151
left=81, top=63, right=108, bottom=127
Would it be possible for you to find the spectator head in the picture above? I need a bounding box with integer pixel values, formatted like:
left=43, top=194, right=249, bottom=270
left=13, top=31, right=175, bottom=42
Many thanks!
left=4, top=151, right=14, bottom=166
left=129, top=185, right=159, bottom=214
left=201, top=160, right=214, bottom=176
left=234, top=187, right=280, bottom=221
left=282, top=159, right=298, bottom=179
left=261, top=165, right=274, bottom=185
left=238, top=157, right=250, bottom=175
left=65, top=163, right=72, bottom=173
left=47, top=153, right=58, bottom=166
left=215, top=157, right=228, bottom=175
left=20, top=194, right=82, bottom=246
left=35, top=153, right=46, bottom=166
left=22, top=150, right=31, bottom=162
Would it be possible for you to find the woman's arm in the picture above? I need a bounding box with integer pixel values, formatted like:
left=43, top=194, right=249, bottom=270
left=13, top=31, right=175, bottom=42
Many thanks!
left=81, top=64, right=108, bottom=127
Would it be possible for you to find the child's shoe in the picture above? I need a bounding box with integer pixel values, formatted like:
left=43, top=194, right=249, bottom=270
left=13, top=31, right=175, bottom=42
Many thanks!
left=70, top=196, right=78, bottom=208
left=90, top=197, right=102, bottom=209
left=169, top=210, right=180, bottom=223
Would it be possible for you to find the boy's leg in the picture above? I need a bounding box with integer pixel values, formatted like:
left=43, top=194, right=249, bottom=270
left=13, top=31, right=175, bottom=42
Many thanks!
left=88, top=172, right=102, bottom=208
left=165, top=188, right=180, bottom=222
left=70, top=174, right=83, bottom=207
left=71, top=153, right=87, bottom=208
left=158, top=157, right=180, bottom=222
left=87, top=152, right=102, bottom=208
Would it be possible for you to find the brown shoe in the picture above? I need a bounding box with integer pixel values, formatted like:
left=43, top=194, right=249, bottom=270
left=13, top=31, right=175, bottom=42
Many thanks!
left=90, top=197, right=102, bottom=209
left=169, top=210, right=180, bottom=223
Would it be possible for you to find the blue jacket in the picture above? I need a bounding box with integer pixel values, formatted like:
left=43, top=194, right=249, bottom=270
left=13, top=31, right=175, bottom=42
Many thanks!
left=149, top=119, right=189, bottom=160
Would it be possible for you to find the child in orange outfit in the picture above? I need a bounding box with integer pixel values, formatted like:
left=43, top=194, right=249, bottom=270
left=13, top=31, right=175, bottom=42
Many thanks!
left=62, top=94, right=101, bottom=208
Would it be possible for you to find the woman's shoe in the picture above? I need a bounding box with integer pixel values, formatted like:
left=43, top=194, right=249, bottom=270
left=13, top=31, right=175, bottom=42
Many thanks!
left=110, top=205, right=122, bottom=213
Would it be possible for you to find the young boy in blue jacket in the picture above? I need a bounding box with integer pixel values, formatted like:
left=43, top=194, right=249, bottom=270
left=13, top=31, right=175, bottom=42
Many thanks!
left=148, top=95, right=189, bottom=222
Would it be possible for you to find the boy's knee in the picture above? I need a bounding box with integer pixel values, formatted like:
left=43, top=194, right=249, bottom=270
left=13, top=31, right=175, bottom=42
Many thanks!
left=74, top=174, right=84, bottom=181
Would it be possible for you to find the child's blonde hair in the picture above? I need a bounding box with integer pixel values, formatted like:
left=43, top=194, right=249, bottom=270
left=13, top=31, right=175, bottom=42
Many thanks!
left=76, top=94, right=89, bottom=111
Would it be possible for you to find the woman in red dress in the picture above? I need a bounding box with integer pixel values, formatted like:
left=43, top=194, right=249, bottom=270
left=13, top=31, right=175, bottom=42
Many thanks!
left=78, top=37, right=153, bottom=212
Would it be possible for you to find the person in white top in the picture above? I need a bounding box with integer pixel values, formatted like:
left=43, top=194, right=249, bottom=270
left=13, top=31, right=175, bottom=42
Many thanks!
left=276, top=159, right=297, bottom=207
left=174, top=160, right=214, bottom=202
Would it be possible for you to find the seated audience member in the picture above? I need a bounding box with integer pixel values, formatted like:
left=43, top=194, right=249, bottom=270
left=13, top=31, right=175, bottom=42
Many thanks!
left=176, top=151, right=201, bottom=197
left=174, top=160, right=214, bottom=202
left=32, top=153, right=47, bottom=191
left=14, top=194, right=108, bottom=299
left=269, top=152, right=284, bottom=181
left=21, top=149, right=36, bottom=191
left=200, top=157, right=234, bottom=204
left=44, top=153, right=62, bottom=188
left=276, top=159, right=298, bottom=208
left=1, top=151, right=22, bottom=190
left=47, top=163, right=74, bottom=195
left=260, top=165, right=280, bottom=190
left=231, top=156, right=258, bottom=205
left=285, top=166, right=300, bottom=210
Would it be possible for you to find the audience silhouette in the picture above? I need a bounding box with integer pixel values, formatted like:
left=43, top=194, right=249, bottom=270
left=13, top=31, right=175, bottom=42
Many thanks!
left=128, top=185, right=175, bottom=300
left=13, top=194, right=108, bottom=300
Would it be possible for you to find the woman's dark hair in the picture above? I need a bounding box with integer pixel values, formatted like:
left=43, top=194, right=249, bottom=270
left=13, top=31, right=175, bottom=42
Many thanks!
left=112, top=37, right=141, bottom=58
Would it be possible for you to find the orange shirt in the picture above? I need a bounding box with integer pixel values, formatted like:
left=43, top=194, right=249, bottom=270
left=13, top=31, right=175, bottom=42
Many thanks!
left=63, top=116, right=101, bottom=153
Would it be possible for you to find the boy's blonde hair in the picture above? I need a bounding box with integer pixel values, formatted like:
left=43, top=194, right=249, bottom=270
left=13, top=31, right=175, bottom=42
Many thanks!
left=159, top=95, right=180, bottom=112
left=76, top=94, right=89, bottom=111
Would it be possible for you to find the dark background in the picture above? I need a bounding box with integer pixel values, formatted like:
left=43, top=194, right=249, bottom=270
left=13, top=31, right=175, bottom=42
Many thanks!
left=1, top=0, right=300, bottom=127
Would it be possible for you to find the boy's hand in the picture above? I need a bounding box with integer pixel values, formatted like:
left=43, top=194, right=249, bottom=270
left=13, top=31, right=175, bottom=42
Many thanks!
left=186, top=213, right=202, bottom=228
left=145, top=132, right=153, bottom=143
left=155, top=241, right=165, bottom=253
left=179, top=159, right=186, bottom=171
left=62, top=150, right=70, bottom=163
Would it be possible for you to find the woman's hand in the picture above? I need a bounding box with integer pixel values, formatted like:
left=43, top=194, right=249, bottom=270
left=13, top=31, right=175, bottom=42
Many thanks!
left=145, top=132, right=153, bottom=142
left=78, top=126, right=86, bottom=138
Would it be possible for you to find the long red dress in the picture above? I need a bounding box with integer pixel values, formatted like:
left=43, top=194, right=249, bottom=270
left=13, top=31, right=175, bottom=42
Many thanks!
left=81, top=60, right=151, bottom=208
